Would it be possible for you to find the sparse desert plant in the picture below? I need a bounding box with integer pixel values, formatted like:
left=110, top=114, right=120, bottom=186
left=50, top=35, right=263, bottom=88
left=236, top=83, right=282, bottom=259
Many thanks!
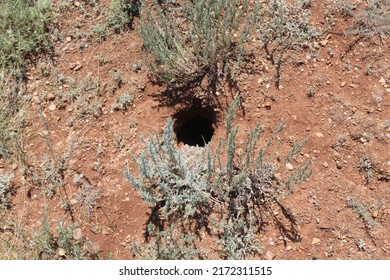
left=26, top=120, right=75, bottom=198
left=15, top=216, right=100, bottom=260
left=0, top=0, right=54, bottom=78
left=256, top=0, right=318, bottom=88
left=95, top=54, right=112, bottom=66
left=112, top=70, right=123, bottom=89
left=361, top=132, right=372, bottom=143
left=125, top=99, right=311, bottom=259
left=331, top=134, right=348, bottom=150
left=73, top=173, right=100, bottom=218
left=114, top=132, right=126, bottom=150
left=306, top=86, right=316, bottom=98
left=215, top=217, right=262, bottom=260
left=91, top=144, right=105, bottom=175
left=347, top=197, right=380, bottom=228
left=346, top=0, right=390, bottom=40
left=385, top=119, right=390, bottom=129
left=117, top=93, right=133, bottom=110
left=132, top=224, right=204, bottom=260
left=338, top=1, right=356, bottom=18
left=27, top=215, right=58, bottom=259
left=0, top=81, right=25, bottom=159
left=357, top=239, right=366, bottom=251
left=358, top=155, right=373, bottom=184
left=139, top=0, right=257, bottom=90
left=109, top=0, right=140, bottom=31
left=212, top=100, right=310, bottom=258
left=92, top=0, right=140, bottom=40
left=0, top=173, right=14, bottom=209
left=37, top=153, right=67, bottom=198
left=0, top=1, right=82, bottom=260
left=65, top=73, right=102, bottom=119
left=124, top=117, right=212, bottom=222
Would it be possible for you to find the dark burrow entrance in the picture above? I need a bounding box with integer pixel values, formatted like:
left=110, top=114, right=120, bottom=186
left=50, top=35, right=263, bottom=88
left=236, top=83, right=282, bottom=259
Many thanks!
left=173, top=102, right=217, bottom=147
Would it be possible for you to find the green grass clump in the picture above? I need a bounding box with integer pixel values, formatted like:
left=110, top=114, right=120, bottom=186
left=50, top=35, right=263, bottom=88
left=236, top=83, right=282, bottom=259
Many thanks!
left=0, top=0, right=54, bottom=78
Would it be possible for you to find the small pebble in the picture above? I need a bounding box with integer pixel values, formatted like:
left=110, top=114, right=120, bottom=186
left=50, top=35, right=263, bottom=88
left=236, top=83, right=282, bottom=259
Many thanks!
left=32, top=96, right=41, bottom=104
left=316, top=132, right=324, bottom=138
left=73, top=228, right=82, bottom=240
left=45, top=92, right=55, bottom=101
left=58, top=248, right=65, bottom=256
left=49, top=103, right=56, bottom=111
left=312, top=238, right=321, bottom=245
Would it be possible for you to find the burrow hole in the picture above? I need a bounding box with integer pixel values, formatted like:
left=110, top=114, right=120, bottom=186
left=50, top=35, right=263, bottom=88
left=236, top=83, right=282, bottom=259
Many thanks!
left=173, top=102, right=217, bottom=147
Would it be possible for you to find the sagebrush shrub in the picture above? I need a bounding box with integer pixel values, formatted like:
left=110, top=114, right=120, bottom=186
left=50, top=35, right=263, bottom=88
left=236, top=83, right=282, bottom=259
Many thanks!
left=125, top=99, right=311, bottom=259
left=139, top=0, right=256, bottom=89
left=347, top=197, right=380, bottom=228
left=215, top=217, right=262, bottom=260
left=258, top=0, right=317, bottom=50
left=124, top=118, right=212, bottom=221
left=256, top=0, right=317, bottom=88
left=110, top=0, right=140, bottom=31
left=346, top=0, right=390, bottom=39
left=338, top=1, right=356, bottom=18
